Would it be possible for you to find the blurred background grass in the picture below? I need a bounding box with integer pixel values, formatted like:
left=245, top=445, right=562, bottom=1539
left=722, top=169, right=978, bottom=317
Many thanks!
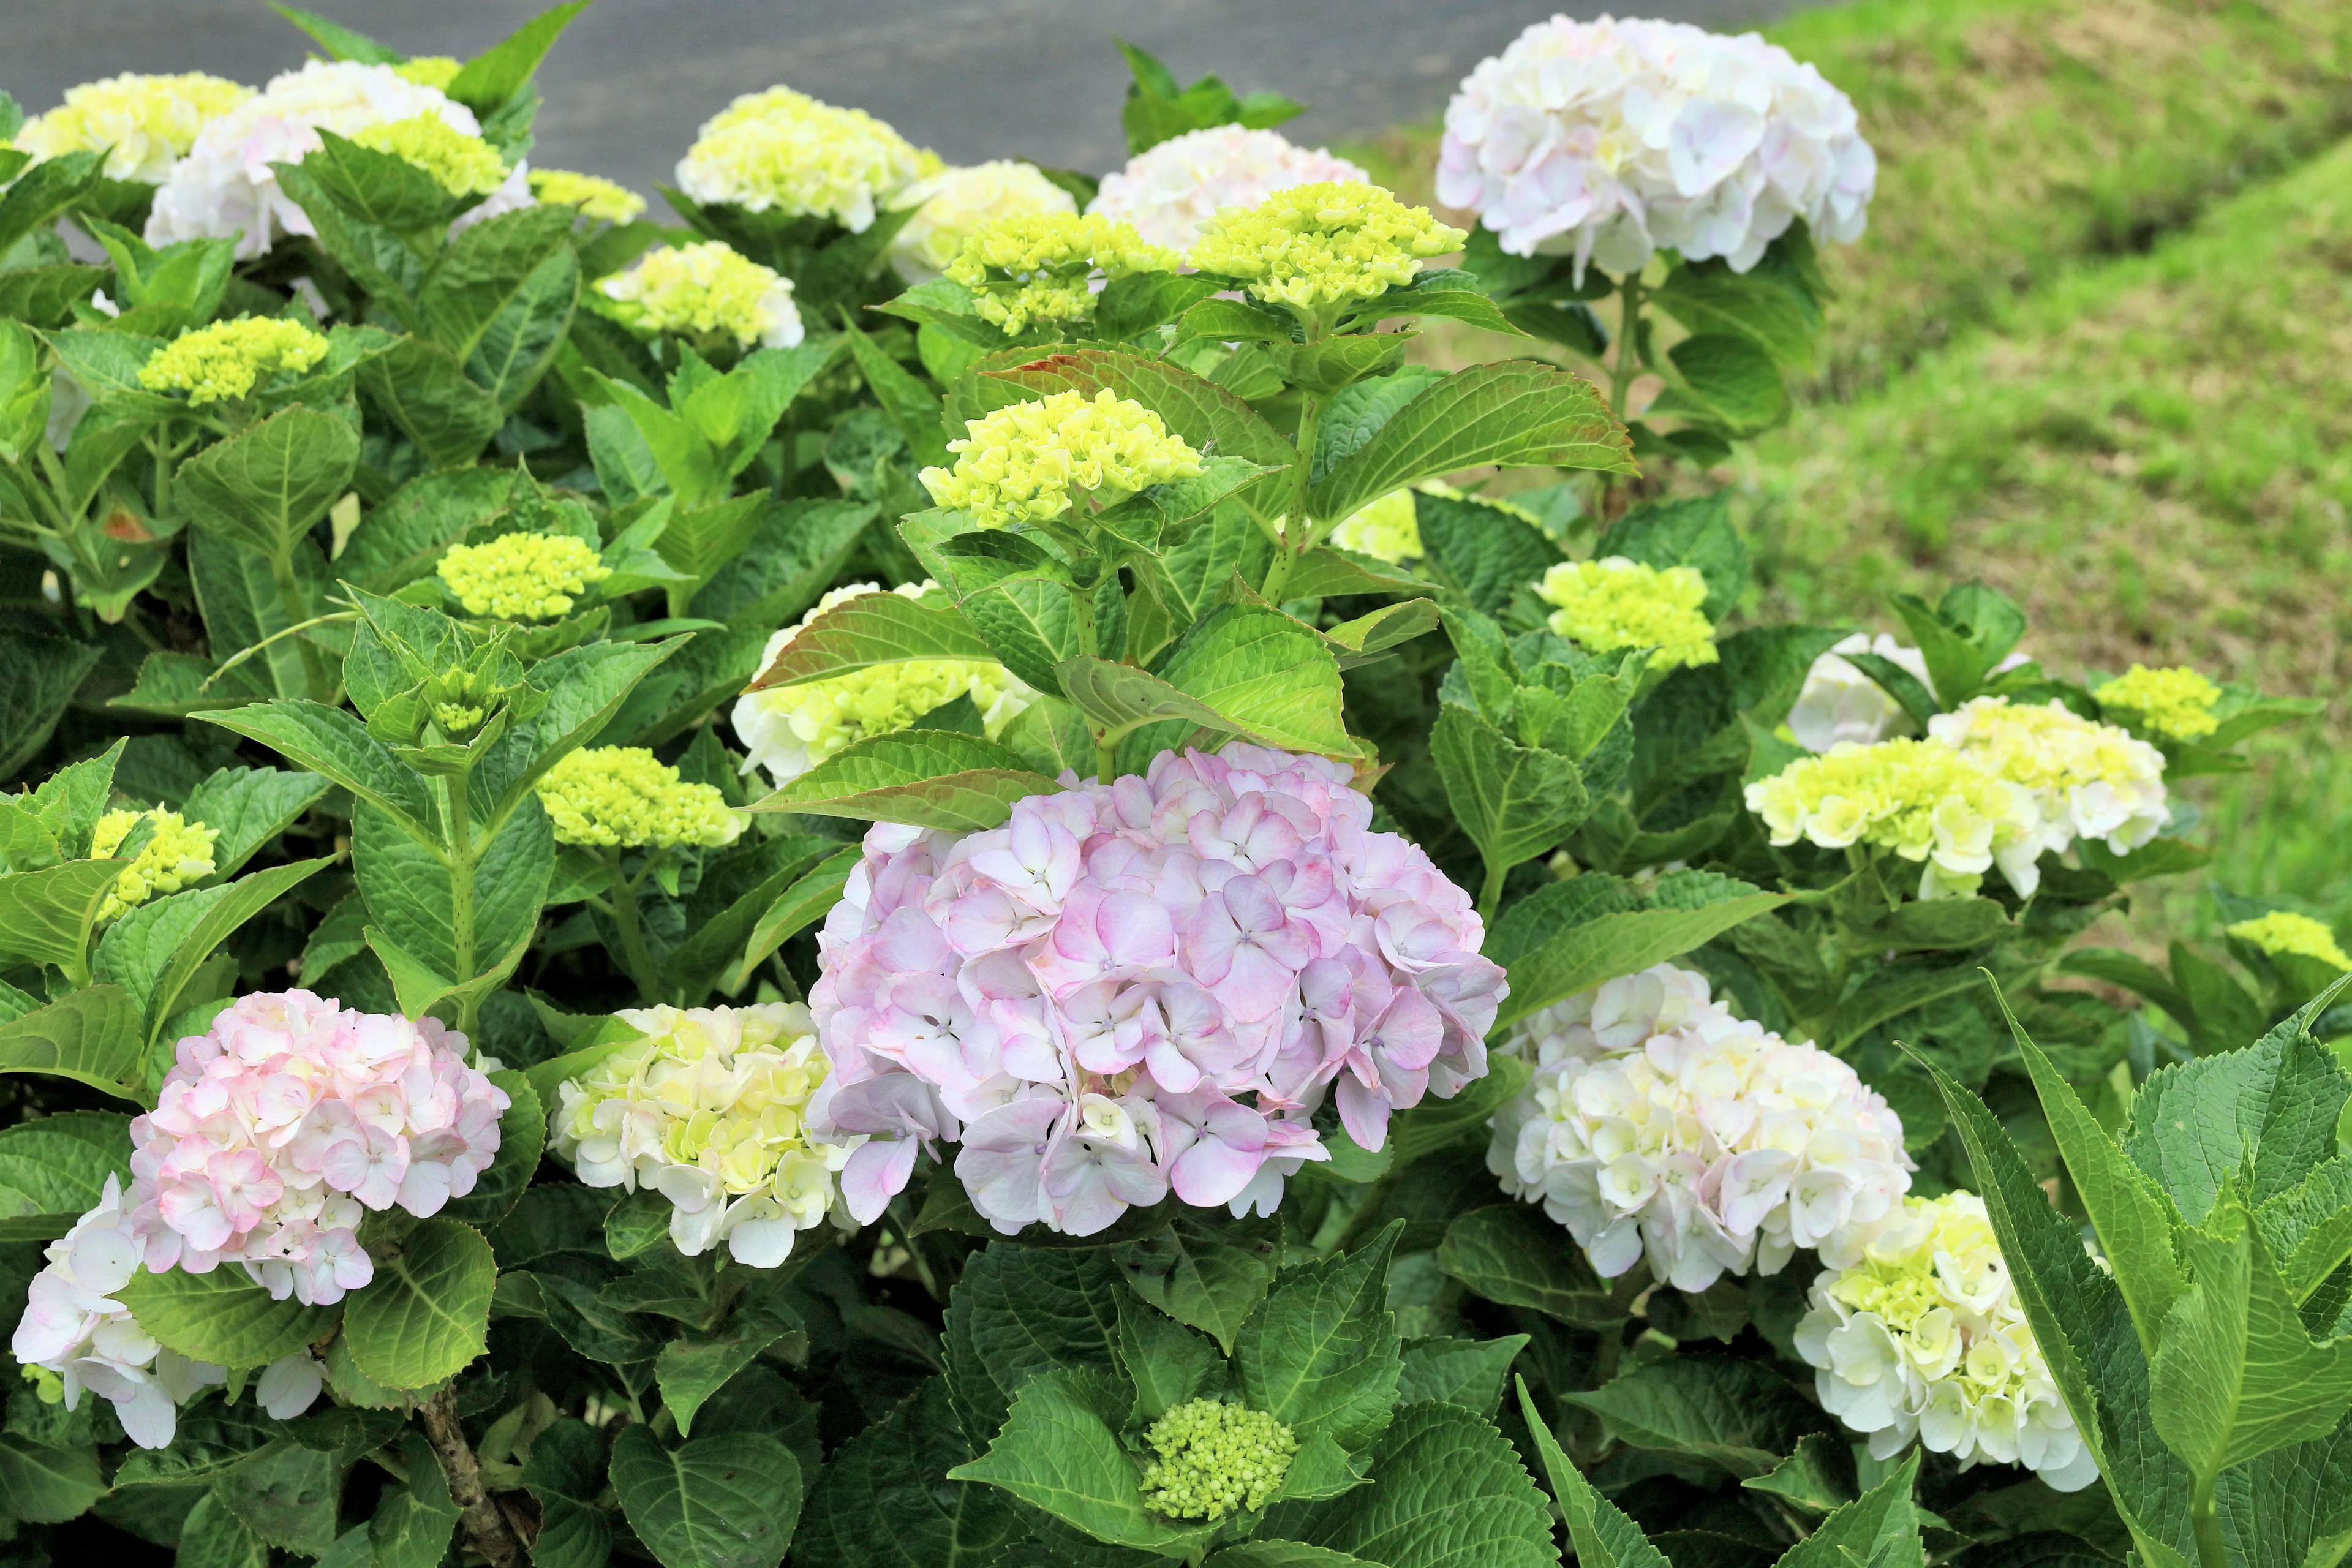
left=1342, top=0, right=2352, bottom=951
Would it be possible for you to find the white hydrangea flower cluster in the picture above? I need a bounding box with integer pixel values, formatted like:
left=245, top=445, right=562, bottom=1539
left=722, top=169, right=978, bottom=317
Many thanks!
left=1787, top=635, right=1931, bottom=752
left=551, top=1003, right=846, bottom=1267
left=1087, top=125, right=1370, bottom=255
left=731, top=582, right=1035, bottom=788
left=675, top=86, right=932, bottom=233
left=11, top=1175, right=323, bottom=1449
left=893, top=160, right=1079, bottom=281
left=1796, top=1192, right=2098, bottom=1491
left=1489, top=963, right=1910, bottom=1291
left=1438, top=15, right=1876, bottom=277
left=1927, top=696, right=2169, bottom=865
left=145, top=60, right=506, bottom=258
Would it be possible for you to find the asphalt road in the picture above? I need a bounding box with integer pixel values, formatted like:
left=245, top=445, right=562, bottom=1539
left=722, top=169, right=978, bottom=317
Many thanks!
left=3, top=0, right=1803, bottom=194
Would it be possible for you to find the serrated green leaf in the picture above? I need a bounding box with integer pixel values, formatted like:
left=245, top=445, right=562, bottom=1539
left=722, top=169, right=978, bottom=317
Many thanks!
left=117, top=1265, right=336, bottom=1368
left=1513, top=1375, right=1668, bottom=1568
left=657, top=1289, right=804, bottom=1438
left=792, top=1378, right=1025, bottom=1568
left=1566, top=1356, right=1834, bottom=1479
left=1283, top=1400, right=1555, bottom=1568
left=1235, top=1223, right=1403, bottom=1452
left=176, top=407, right=360, bottom=560
left=183, top=766, right=333, bottom=878
left=1436, top=1204, right=1637, bottom=1329
left=360, top=334, right=502, bottom=466
left=749, top=730, right=1060, bottom=831
left=1115, top=1213, right=1282, bottom=1355
left=0, top=859, right=123, bottom=975
left=1593, top=492, right=1749, bottom=622
left=201, top=699, right=440, bottom=842
left=216, top=1439, right=342, bottom=1559
left=1430, top=704, right=1588, bottom=887
left=521, top=1417, right=616, bottom=1568
left=1490, top=879, right=1787, bottom=1030
left=1395, top=1335, right=1528, bottom=1417
left=949, top=1366, right=1219, bottom=1554
left=2125, top=1020, right=2352, bottom=1225
left=342, top=1216, right=497, bottom=1389
left=0, top=985, right=145, bottom=1099
left=746, top=586, right=995, bottom=690
left=0, top=1110, right=130, bottom=1223
left=943, top=1242, right=1126, bottom=1442
left=0, top=1433, right=102, bottom=1524
left=611, top=1425, right=804, bottom=1568
left=1412, top=490, right=1562, bottom=617
left=1774, top=1449, right=1921, bottom=1568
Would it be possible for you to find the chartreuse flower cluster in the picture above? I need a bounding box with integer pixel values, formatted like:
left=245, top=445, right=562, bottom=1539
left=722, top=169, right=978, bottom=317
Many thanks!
left=436, top=532, right=611, bottom=621
left=2227, top=911, right=2352, bottom=971
left=1138, top=1400, right=1299, bottom=1520
left=530, top=167, right=647, bottom=224
left=943, top=211, right=1177, bottom=333
left=1928, top=696, right=2169, bottom=860
left=1188, top=180, right=1465, bottom=311
left=733, top=583, right=1034, bottom=787
left=137, top=317, right=330, bottom=407
left=535, top=748, right=743, bottom=850
left=1797, top=1193, right=2095, bottom=1490
left=89, top=808, right=218, bottom=922
left=13, top=72, right=253, bottom=183
left=391, top=56, right=463, bottom=90
left=893, top=160, right=1077, bottom=281
left=675, top=85, right=932, bottom=232
left=551, top=1003, right=846, bottom=1265
left=598, top=241, right=805, bottom=350
left=1329, top=489, right=1421, bottom=564
left=350, top=111, right=508, bottom=197
left=1745, top=738, right=2040, bottom=900
left=2095, top=663, right=2222, bottom=741
left=1537, top=557, right=1718, bottom=669
left=920, top=390, right=1204, bottom=529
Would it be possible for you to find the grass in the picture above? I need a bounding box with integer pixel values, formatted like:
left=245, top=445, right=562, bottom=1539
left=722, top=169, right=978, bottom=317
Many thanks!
left=1346, top=0, right=2352, bottom=950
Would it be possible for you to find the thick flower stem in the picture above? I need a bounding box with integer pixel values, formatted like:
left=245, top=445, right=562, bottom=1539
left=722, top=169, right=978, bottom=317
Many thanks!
left=606, top=849, right=666, bottom=1005
left=418, top=1387, right=526, bottom=1568
left=1478, top=858, right=1507, bottom=922
left=443, top=776, right=480, bottom=1033
left=2190, top=1478, right=2228, bottom=1568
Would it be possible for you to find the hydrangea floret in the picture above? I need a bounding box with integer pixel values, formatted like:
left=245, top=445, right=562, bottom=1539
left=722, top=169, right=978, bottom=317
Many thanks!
left=529, top=168, right=648, bottom=224
left=1744, top=737, right=2041, bottom=900
left=1439, top=16, right=1877, bottom=277
left=1536, top=557, right=1718, bottom=669
left=137, top=317, right=330, bottom=407
left=893, top=160, right=1079, bottom=282
left=597, top=241, right=805, bottom=350
left=350, top=111, right=508, bottom=197
left=1088, top=126, right=1369, bottom=255
left=1796, top=1192, right=2096, bottom=1490
left=1490, top=964, right=1912, bottom=1291
left=2094, top=663, right=2222, bottom=742
left=941, top=211, right=1178, bottom=333
left=124, top=990, right=507, bottom=1305
left=551, top=1003, right=845, bottom=1265
left=390, top=57, right=463, bottom=90
left=732, top=583, right=1035, bottom=788
left=674, top=86, right=931, bottom=232
left=810, top=745, right=1506, bottom=1235
left=89, top=807, right=219, bottom=921
left=145, top=60, right=488, bottom=257
left=1328, top=489, right=1420, bottom=565
left=1188, top=181, right=1466, bottom=312
left=1928, top=696, right=2169, bottom=864
left=533, top=747, right=744, bottom=850
left=14, top=72, right=253, bottom=184
left=1789, top=634, right=1930, bottom=752
left=436, top=532, right=611, bottom=621
left=1137, top=1400, right=1299, bottom=1520
left=920, top=390, right=1204, bottom=530
left=10, top=1174, right=325, bottom=1449
left=2226, top=911, right=2352, bottom=971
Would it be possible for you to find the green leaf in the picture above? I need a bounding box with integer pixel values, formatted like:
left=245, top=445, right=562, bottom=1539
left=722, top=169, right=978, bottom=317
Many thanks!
left=0, top=632, right=104, bottom=779
left=1660, top=333, right=1787, bottom=432
left=293, top=130, right=455, bottom=230
left=1207, top=1544, right=1380, bottom=1568
left=0, top=151, right=104, bottom=260
left=177, top=405, right=360, bottom=560
left=371, top=1434, right=461, bottom=1568
left=1412, top=491, right=1562, bottom=617
left=1564, top=1356, right=1834, bottom=1479
left=1594, top=492, right=1749, bottom=621
left=116, top=1266, right=336, bottom=1368
left=794, top=1378, right=1025, bottom=1568
left=1310, top=360, right=1634, bottom=524
left=184, top=766, right=333, bottom=878
left=270, top=4, right=402, bottom=61
left=725, top=846, right=859, bottom=992
left=2125, top=1020, right=2352, bottom=1225
left=2255, top=1158, right=2352, bottom=1305
left=1098, top=272, right=1226, bottom=341
left=985, top=347, right=1295, bottom=469
left=217, top=1439, right=342, bottom=1559
left=0, top=1434, right=103, bottom=1524
left=1774, top=1450, right=1922, bottom=1568
left=943, top=1242, right=1126, bottom=1443
left=520, top=1418, right=616, bottom=1568
left=657, top=1289, right=805, bottom=1438
left=1284, top=1400, right=1556, bottom=1568
left=353, top=794, right=551, bottom=990
left=1738, top=1432, right=1858, bottom=1517
left=1115, top=1213, right=1282, bottom=1355
left=841, top=314, right=949, bottom=469
left=747, top=585, right=995, bottom=689
left=0, top=1110, right=130, bottom=1227
left=441, top=1069, right=545, bottom=1229
left=750, top=730, right=1061, bottom=832
left=948, top=1366, right=1218, bottom=1555
left=1396, top=1335, right=1528, bottom=1417
left=1235, top=1222, right=1403, bottom=1452
left=446, top=0, right=594, bottom=113
left=1436, top=1204, right=1638, bottom=1329
left=342, top=1216, right=497, bottom=1389
left=360, top=334, right=502, bottom=466
left=335, top=465, right=514, bottom=594
left=0, top=859, right=123, bottom=975
left=1267, top=334, right=1411, bottom=395
left=1128, top=603, right=1358, bottom=765
left=0, top=986, right=145, bottom=1099
left=200, top=698, right=440, bottom=841
left=611, top=1425, right=804, bottom=1568
left=1430, top=704, right=1588, bottom=884
left=1490, top=875, right=1788, bottom=1030
left=693, top=498, right=876, bottom=630
left=956, top=571, right=1086, bottom=696
left=1653, top=257, right=1822, bottom=372
left=1513, top=1376, right=1669, bottom=1568
left=111, top=857, right=333, bottom=1038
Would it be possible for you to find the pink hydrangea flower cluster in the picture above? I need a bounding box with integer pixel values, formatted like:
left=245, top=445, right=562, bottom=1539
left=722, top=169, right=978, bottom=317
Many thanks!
left=810, top=745, right=1506, bottom=1237
left=126, top=990, right=508, bottom=1305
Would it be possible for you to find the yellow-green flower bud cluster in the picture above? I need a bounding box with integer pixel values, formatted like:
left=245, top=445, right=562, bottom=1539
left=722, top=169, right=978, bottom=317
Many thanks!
left=2094, top=663, right=2221, bottom=742
left=597, top=241, right=805, bottom=350
left=892, top=160, right=1078, bottom=282
left=14, top=72, right=253, bottom=184
left=1188, top=180, right=1465, bottom=311
left=733, top=584, right=1035, bottom=787
left=137, top=317, right=330, bottom=407
left=1137, top=1400, right=1298, bottom=1521
left=551, top=1002, right=846, bottom=1265
left=1744, top=738, right=2040, bottom=901
left=529, top=168, right=647, bottom=224
left=89, top=809, right=219, bottom=922
left=1329, top=489, right=1421, bottom=564
left=390, top=57, right=463, bottom=91
left=436, top=533, right=611, bottom=622
left=350, top=112, right=508, bottom=197
left=535, top=748, right=744, bottom=850
left=920, top=390, right=1204, bottom=529
left=2227, top=911, right=2352, bottom=972
left=1537, top=557, right=1717, bottom=669
left=943, top=211, right=1177, bottom=333
left=676, top=86, right=932, bottom=233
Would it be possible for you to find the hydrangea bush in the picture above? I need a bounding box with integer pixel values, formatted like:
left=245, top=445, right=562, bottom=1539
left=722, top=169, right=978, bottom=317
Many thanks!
left=0, top=15, right=2338, bottom=1568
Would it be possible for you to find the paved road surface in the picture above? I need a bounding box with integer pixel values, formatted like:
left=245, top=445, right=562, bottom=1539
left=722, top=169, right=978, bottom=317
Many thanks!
left=4, top=0, right=1803, bottom=195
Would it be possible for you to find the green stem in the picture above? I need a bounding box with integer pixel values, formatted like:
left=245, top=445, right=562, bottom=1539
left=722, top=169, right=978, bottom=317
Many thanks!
left=2190, top=1477, right=2228, bottom=1568
left=443, top=775, right=479, bottom=1031
left=1478, top=858, right=1507, bottom=923
left=1610, top=274, right=1645, bottom=419
left=270, top=549, right=333, bottom=703
left=607, top=848, right=666, bottom=1006
left=1095, top=730, right=1118, bottom=787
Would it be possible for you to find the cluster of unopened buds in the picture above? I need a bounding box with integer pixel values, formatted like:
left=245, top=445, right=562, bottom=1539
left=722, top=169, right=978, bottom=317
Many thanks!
left=1490, top=963, right=1912, bottom=1290
left=811, top=745, right=1506, bottom=1235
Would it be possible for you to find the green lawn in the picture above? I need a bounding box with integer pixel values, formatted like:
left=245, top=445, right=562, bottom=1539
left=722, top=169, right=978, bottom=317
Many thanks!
left=1348, top=0, right=2352, bottom=948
